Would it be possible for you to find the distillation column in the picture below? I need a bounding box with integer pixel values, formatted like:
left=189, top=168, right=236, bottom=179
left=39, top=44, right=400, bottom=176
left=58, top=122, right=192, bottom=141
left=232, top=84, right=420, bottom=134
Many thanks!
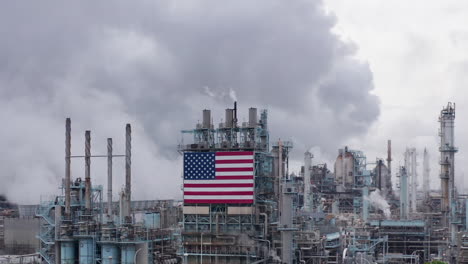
left=387, top=140, right=392, bottom=187
left=303, top=151, right=313, bottom=213
left=404, top=148, right=418, bottom=213
left=423, top=148, right=430, bottom=198
left=279, top=141, right=294, bottom=264
left=439, top=102, right=457, bottom=244
left=400, top=166, right=408, bottom=220
left=84, top=131, right=92, bottom=211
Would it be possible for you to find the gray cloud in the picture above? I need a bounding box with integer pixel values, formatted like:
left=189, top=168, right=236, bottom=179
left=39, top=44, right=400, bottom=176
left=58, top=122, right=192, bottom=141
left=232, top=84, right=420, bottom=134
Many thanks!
left=0, top=0, right=379, bottom=203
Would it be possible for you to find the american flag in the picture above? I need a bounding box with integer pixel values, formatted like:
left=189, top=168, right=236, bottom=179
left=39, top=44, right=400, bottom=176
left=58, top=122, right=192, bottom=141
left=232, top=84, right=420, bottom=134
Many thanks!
left=183, top=151, right=254, bottom=204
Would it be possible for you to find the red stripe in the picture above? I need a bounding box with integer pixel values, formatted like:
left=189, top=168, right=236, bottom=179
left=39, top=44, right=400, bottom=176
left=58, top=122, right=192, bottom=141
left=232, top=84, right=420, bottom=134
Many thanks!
left=184, top=199, right=253, bottom=204
left=184, top=191, right=253, bottom=195
left=215, top=159, right=254, bottom=164
left=216, top=167, right=253, bottom=172
left=216, top=176, right=253, bottom=179
left=184, top=183, right=254, bottom=188
left=216, top=151, right=253, bottom=156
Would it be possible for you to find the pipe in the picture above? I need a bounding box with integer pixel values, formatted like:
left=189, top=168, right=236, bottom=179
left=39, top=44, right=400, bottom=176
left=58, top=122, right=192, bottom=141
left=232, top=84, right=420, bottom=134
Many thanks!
left=134, top=248, right=142, bottom=264
left=85, top=130, right=92, bottom=210
left=125, top=124, right=132, bottom=219
left=215, top=235, right=236, bottom=245
left=200, top=233, right=203, bottom=264
left=233, top=101, right=237, bottom=127
left=362, top=186, right=369, bottom=222
left=253, top=239, right=270, bottom=258
left=378, top=160, right=382, bottom=191
left=251, top=259, right=268, bottom=264
left=278, top=140, right=282, bottom=180
left=107, top=138, right=113, bottom=216
left=260, top=213, right=268, bottom=238
left=65, top=118, right=71, bottom=216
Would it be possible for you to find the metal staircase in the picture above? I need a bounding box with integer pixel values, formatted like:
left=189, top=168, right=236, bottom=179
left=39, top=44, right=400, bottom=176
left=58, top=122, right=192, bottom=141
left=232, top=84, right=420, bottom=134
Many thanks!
left=36, top=201, right=57, bottom=264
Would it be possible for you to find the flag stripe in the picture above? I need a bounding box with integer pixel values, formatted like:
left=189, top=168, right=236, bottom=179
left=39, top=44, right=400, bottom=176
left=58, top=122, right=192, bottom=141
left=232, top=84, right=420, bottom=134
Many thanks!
left=215, top=159, right=254, bottom=164
left=215, top=167, right=253, bottom=172
left=184, top=187, right=253, bottom=192
left=184, top=199, right=253, bottom=204
left=215, top=176, right=253, bottom=180
left=216, top=151, right=253, bottom=156
left=216, top=171, right=253, bottom=176
left=184, top=179, right=253, bottom=184
left=215, top=155, right=253, bottom=160
left=184, top=195, right=253, bottom=199
left=184, top=183, right=254, bottom=188
left=216, top=163, right=253, bottom=168
left=184, top=191, right=254, bottom=195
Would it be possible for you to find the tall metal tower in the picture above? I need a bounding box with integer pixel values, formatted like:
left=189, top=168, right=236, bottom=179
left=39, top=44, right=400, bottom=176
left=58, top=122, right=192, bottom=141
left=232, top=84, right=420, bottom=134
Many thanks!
left=423, top=148, right=430, bottom=198
left=404, top=148, right=418, bottom=213
left=303, top=151, right=313, bottom=213
left=439, top=102, right=457, bottom=244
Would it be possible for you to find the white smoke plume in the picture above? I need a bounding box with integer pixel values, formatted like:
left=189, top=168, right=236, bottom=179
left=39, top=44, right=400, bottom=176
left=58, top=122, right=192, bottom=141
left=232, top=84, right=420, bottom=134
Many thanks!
left=368, top=189, right=391, bottom=218
left=0, top=0, right=379, bottom=203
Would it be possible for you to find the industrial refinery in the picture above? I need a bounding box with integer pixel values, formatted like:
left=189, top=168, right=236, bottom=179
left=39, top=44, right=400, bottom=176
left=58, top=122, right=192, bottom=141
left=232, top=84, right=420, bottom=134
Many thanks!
left=1, top=102, right=468, bottom=264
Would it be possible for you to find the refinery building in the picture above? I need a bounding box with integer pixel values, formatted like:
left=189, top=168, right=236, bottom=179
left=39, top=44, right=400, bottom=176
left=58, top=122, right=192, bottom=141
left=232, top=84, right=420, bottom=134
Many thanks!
left=2, top=102, right=468, bottom=263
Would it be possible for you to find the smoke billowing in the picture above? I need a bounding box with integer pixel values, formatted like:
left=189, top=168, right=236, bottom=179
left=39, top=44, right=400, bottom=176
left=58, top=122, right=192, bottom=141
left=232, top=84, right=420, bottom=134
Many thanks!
left=368, top=190, right=391, bottom=218
left=0, top=1, right=379, bottom=203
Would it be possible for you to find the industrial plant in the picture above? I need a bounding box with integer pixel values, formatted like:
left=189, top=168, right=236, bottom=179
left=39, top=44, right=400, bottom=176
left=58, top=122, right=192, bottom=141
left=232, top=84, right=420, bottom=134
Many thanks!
left=2, top=102, right=468, bottom=264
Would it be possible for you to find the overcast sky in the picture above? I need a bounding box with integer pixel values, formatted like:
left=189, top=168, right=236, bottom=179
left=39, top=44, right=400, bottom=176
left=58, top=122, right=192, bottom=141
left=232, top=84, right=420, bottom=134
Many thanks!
left=324, top=0, right=468, bottom=192
left=1, top=0, right=465, bottom=203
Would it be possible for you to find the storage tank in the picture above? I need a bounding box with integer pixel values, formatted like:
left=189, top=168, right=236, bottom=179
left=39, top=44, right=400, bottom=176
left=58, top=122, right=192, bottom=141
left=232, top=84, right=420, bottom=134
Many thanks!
left=202, top=109, right=211, bottom=129
left=225, top=109, right=234, bottom=128
left=61, top=241, right=76, bottom=264
left=102, top=244, right=119, bottom=264
left=144, top=212, right=161, bottom=229
left=334, top=148, right=354, bottom=189
left=79, top=238, right=94, bottom=264
left=121, top=244, right=136, bottom=264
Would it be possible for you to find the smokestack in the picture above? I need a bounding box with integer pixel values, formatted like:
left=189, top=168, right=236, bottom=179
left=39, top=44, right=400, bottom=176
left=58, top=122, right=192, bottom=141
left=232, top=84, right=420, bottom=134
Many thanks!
left=85, top=130, right=91, bottom=210
left=400, top=166, right=408, bottom=220
left=303, top=151, right=313, bottom=212
left=202, top=110, right=211, bottom=129
left=107, top=138, right=113, bottom=216
left=378, top=159, right=383, bottom=191
left=233, top=101, right=238, bottom=127
left=125, top=124, right=132, bottom=217
left=423, top=148, right=430, bottom=198
left=65, top=118, right=71, bottom=216
left=387, top=140, right=392, bottom=178
left=248, top=107, right=257, bottom=127
left=225, top=109, right=233, bottom=128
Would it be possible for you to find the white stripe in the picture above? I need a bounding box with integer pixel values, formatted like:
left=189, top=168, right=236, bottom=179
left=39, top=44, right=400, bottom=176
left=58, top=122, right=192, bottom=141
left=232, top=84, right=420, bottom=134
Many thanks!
left=216, top=163, right=253, bottom=168
left=215, top=171, right=253, bottom=176
left=215, top=155, right=253, bottom=160
left=184, top=195, right=253, bottom=200
left=184, top=179, right=254, bottom=184
left=184, top=187, right=253, bottom=192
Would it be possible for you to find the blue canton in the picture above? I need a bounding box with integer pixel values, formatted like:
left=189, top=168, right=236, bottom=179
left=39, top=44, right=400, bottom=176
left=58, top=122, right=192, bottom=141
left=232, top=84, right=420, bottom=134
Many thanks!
left=184, top=152, right=216, bottom=180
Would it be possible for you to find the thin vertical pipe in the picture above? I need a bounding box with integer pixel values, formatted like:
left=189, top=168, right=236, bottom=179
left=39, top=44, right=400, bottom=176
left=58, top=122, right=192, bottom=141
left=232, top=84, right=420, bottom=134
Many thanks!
left=107, top=138, right=113, bottom=216
left=85, top=130, right=91, bottom=210
left=65, top=118, right=71, bottom=216
left=125, top=124, right=132, bottom=217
